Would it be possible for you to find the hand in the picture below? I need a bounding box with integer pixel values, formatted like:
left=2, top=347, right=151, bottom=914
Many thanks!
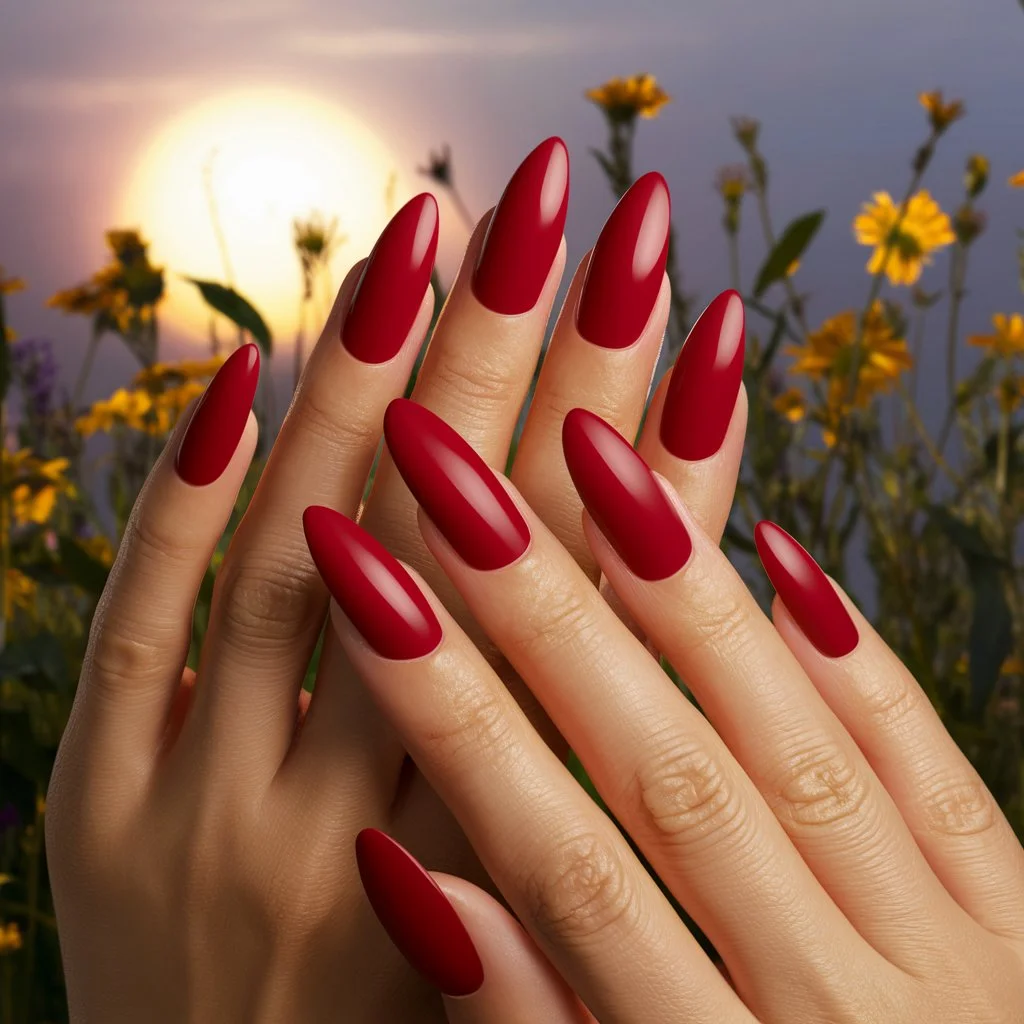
left=304, top=401, right=1024, bottom=1023
left=45, top=139, right=746, bottom=1021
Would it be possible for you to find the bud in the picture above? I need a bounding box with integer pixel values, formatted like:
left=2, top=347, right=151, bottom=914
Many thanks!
left=953, top=204, right=987, bottom=246
left=918, top=90, right=965, bottom=134
left=730, top=116, right=760, bottom=153
left=964, top=153, right=989, bottom=199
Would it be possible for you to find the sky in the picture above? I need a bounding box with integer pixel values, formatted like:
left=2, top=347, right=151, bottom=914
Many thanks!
left=2, top=0, right=1023, bottom=421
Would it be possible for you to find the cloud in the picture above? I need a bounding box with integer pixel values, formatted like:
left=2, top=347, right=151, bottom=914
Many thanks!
left=285, top=23, right=688, bottom=58
left=0, top=75, right=198, bottom=111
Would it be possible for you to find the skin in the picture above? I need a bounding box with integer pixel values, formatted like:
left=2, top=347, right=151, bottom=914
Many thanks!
left=45, top=177, right=702, bottom=1022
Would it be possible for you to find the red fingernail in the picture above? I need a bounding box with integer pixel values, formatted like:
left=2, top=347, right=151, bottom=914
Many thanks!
left=383, top=399, right=530, bottom=571
left=303, top=506, right=441, bottom=660
left=660, top=290, right=746, bottom=461
left=356, top=829, right=484, bottom=997
left=473, top=137, right=569, bottom=315
left=175, top=343, right=259, bottom=486
left=575, top=172, right=670, bottom=349
left=754, top=522, right=859, bottom=658
left=562, top=408, right=691, bottom=580
left=343, top=193, right=439, bottom=364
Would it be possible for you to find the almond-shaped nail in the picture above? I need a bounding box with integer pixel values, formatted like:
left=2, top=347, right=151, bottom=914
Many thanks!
left=754, top=521, right=859, bottom=657
left=356, top=829, right=484, bottom=997
left=175, top=343, right=260, bottom=486
left=343, top=193, right=439, bottom=364
left=562, top=408, right=691, bottom=580
left=660, top=289, right=745, bottom=461
left=473, top=136, right=569, bottom=315
left=383, top=399, right=530, bottom=571
left=303, top=506, right=441, bottom=660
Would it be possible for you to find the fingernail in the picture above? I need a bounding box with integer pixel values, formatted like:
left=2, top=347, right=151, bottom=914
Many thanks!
left=383, top=399, right=530, bottom=571
left=355, top=829, right=484, bottom=997
left=754, top=522, right=859, bottom=657
left=343, top=193, right=439, bottom=364
left=575, top=172, right=671, bottom=349
left=175, top=343, right=260, bottom=486
left=562, top=408, right=691, bottom=580
left=660, top=289, right=746, bottom=461
left=472, top=137, right=569, bottom=315
left=302, top=506, right=442, bottom=660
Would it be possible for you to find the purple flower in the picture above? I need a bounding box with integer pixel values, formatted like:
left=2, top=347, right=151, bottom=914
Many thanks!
left=11, top=337, right=65, bottom=420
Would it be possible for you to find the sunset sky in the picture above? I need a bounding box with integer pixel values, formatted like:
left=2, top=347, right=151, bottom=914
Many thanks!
left=2, top=0, right=1023, bottom=415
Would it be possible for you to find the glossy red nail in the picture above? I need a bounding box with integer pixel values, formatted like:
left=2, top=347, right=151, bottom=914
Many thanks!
left=575, top=172, right=671, bottom=349
left=383, top=399, right=530, bottom=571
left=473, top=137, right=569, bottom=315
left=175, top=343, right=259, bottom=486
left=303, top=506, right=441, bottom=660
left=356, top=829, right=484, bottom=997
left=562, top=408, right=691, bottom=580
left=343, top=193, right=439, bottom=364
left=754, top=522, right=859, bottom=658
left=660, top=289, right=746, bottom=461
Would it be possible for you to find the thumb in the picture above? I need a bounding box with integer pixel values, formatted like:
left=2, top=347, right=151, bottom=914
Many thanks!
left=355, top=829, right=593, bottom=1023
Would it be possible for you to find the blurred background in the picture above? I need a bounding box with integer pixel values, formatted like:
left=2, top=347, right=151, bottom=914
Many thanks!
left=2, top=1, right=1023, bottom=1019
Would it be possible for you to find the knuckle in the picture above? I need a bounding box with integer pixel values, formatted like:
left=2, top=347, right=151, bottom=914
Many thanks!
left=632, top=736, right=745, bottom=850
left=213, top=556, right=322, bottom=651
left=289, top=380, right=381, bottom=461
left=674, top=580, right=753, bottom=663
left=518, top=831, right=637, bottom=947
left=920, top=775, right=997, bottom=837
left=505, top=579, right=601, bottom=663
left=859, top=669, right=923, bottom=729
left=770, top=740, right=869, bottom=830
left=421, top=682, right=518, bottom=773
left=126, top=507, right=197, bottom=571
left=86, top=625, right=170, bottom=692
left=426, top=349, right=513, bottom=416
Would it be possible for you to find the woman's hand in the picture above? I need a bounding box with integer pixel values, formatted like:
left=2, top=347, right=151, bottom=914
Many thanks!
left=45, top=136, right=748, bottom=1021
left=305, top=400, right=1024, bottom=1023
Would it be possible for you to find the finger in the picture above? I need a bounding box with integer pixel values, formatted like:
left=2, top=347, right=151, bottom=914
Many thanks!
left=383, top=400, right=873, bottom=1021
left=304, top=510, right=745, bottom=1024
left=511, top=174, right=670, bottom=576
left=756, top=521, right=1024, bottom=942
left=188, top=195, right=437, bottom=772
left=563, top=410, right=969, bottom=976
left=72, top=345, right=259, bottom=769
left=353, top=830, right=594, bottom=1023
left=361, top=137, right=568, bottom=568
left=638, top=289, right=746, bottom=544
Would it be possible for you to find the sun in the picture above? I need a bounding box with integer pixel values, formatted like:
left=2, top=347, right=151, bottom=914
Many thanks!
left=119, top=87, right=405, bottom=346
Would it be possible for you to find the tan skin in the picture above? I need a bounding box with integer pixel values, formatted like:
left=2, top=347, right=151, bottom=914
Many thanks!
left=46, top=172, right=1024, bottom=1020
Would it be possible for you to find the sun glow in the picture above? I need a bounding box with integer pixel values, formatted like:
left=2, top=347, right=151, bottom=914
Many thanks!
left=119, top=88, right=404, bottom=346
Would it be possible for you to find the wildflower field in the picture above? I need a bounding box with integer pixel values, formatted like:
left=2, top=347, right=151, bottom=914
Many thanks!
left=2, top=76, right=1024, bottom=1019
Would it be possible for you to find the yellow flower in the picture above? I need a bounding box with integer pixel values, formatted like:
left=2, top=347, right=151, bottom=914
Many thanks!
left=715, top=165, right=748, bottom=202
left=133, top=356, right=224, bottom=389
left=785, top=259, right=801, bottom=278
left=78, top=534, right=116, bottom=567
left=964, top=153, right=989, bottom=198
left=3, top=450, right=75, bottom=525
left=786, top=303, right=912, bottom=398
left=853, top=190, right=955, bottom=286
left=772, top=387, right=807, bottom=423
left=4, top=568, right=36, bottom=621
left=996, top=376, right=1024, bottom=413
left=968, top=314, right=1024, bottom=358
left=0, top=268, right=26, bottom=295
left=1009, top=170, right=1024, bottom=188
left=918, top=90, right=965, bottom=133
left=586, top=74, right=670, bottom=123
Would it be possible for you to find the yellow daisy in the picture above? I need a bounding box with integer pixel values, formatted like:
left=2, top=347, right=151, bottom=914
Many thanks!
left=968, top=314, right=1024, bottom=358
left=853, top=190, right=955, bottom=286
left=918, top=91, right=965, bottom=133
left=586, top=74, right=670, bottom=123
left=1009, top=170, right=1024, bottom=188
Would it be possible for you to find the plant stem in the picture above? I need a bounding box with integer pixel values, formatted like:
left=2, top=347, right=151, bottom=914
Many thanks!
left=727, top=231, right=741, bottom=294
left=934, top=241, right=969, bottom=458
left=72, top=329, right=103, bottom=408
left=446, top=184, right=476, bottom=234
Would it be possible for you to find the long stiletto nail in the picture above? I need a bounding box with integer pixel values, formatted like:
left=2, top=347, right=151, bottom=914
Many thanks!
left=754, top=522, right=859, bottom=658
left=303, top=506, right=441, bottom=660
left=343, top=193, right=439, bottom=364
left=175, top=343, right=260, bottom=486
left=575, top=172, right=671, bottom=349
left=562, top=408, right=691, bottom=580
left=473, top=137, right=569, bottom=315
left=383, top=399, right=530, bottom=571
left=356, top=829, right=484, bottom=997
left=660, top=289, right=746, bottom=461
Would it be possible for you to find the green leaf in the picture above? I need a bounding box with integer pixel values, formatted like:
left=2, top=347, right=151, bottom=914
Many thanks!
left=966, top=564, right=1013, bottom=719
left=185, top=278, right=272, bottom=354
left=928, top=507, right=1007, bottom=566
left=56, top=536, right=111, bottom=595
left=753, top=211, right=825, bottom=298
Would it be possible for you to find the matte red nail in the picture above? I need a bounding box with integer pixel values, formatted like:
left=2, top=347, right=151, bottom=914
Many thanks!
left=660, top=289, right=746, bottom=461
left=343, top=193, right=439, bottom=364
left=575, top=172, right=671, bottom=349
left=754, top=522, right=859, bottom=658
left=473, top=137, right=569, bottom=315
left=383, top=399, right=530, bottom=571
left=356, top=829, right=484, bottom=997
left=175, top=343, right=259, bottom=486
left=562, top=408, right=691, bottom=580
left=303, top=506, right=441, bottom=660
